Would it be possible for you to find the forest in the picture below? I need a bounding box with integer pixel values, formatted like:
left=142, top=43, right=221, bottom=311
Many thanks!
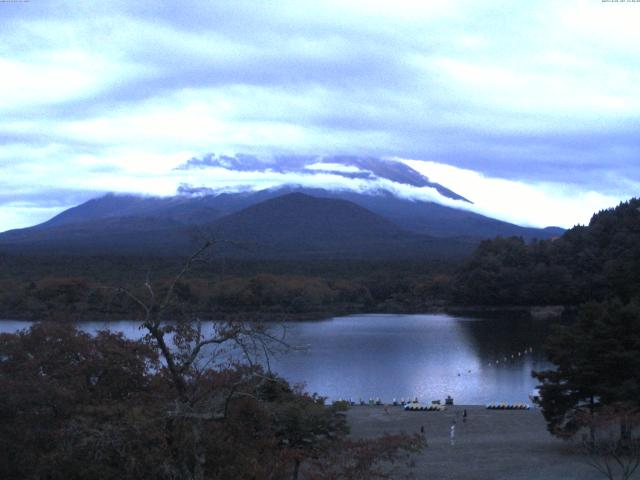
left=0, top=256, right=456, bottom=322
left=454, top=198, right=640, bottom=307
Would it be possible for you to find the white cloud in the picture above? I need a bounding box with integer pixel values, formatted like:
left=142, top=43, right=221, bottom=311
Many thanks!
left=1, top=149, right=635, bottom=232
left=0, top=203, right=70, bottom=232
left=0, top=48, right=150, bottom=114
left=305, top=162, right=362, bottom=173
left=400, top=159, right=630, bottom=228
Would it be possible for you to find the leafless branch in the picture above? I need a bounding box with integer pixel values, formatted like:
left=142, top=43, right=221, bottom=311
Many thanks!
left=159, top=240, right=214, bottom=313
left=114, top=287, right=151, bottom=320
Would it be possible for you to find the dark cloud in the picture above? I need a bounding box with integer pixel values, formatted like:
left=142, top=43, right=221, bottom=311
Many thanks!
left=177, top=154, right=469, bottom=201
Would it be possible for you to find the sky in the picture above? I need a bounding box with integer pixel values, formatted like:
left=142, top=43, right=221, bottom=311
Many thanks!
left=1, top=0, right=639, bottom=232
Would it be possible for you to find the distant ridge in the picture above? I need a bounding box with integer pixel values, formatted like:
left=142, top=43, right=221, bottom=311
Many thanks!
left=11, top=186, right=563, bottom=237
left=0, top=192, right=473, bottom=259
left=0, top=188, right=563, bottom=259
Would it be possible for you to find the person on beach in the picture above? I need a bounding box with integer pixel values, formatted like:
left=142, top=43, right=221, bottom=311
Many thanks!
left=450, top=423, right=455, bottom=446
left=420, top=425, right=428, bottom=447
left=463, top=409, right=467, bottom=423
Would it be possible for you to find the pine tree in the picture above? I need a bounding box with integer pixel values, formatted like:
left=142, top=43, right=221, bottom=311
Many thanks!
left=533, top=299, right=640, bottom=438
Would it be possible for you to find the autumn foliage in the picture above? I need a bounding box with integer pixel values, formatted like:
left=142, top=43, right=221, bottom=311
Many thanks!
left=0, top=321, right=422, bottom=480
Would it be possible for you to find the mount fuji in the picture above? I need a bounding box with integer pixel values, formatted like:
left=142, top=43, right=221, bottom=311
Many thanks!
left=0, top=155, right=563, bottom=259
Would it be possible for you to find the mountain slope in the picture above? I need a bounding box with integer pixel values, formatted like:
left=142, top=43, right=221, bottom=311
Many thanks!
left=270, top=187, right=564, bottom=239
left=19, top=187, right=563, bottom=241
left=0, top=216, right=193, bottom=255
left=0, top=193, right=476, bottom=259
left=38, top=194, right=224, bottom=228
left=213, top=192, right=403, bottom=240
left=206, top=193, right=475, bottom=259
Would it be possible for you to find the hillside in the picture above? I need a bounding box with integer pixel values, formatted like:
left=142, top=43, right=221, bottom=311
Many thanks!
left=454, top=198, right=640, bottom=306
left=206, top=193, right=476, bottom=259
left=0, top=216, right=193, bottom=255
left=211, top=192, right=403, bottom=247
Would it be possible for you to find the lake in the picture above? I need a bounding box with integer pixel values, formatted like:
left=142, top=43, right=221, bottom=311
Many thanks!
left=0, top=313, right=555, bottom=405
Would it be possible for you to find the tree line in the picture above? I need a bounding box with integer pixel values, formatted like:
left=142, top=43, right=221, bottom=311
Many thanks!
left=525, top=200, right=640, bottom=478
left=454, top=198, right=640, bottom=307
left=0, top=270, right=455, bottom=322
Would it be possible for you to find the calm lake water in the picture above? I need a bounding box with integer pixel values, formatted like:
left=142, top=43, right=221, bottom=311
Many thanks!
left=0, top=313, right=555, bottom=405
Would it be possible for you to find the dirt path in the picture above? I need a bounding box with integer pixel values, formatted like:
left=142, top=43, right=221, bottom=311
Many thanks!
left=347, top=405, right=617, bottom=480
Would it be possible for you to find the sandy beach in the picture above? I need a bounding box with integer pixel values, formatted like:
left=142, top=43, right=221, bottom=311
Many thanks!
left=347, top=405, right=611, bottom=480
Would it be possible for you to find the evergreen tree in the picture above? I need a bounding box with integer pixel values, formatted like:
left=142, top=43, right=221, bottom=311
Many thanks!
left=533, top=299, right=640, bottom=437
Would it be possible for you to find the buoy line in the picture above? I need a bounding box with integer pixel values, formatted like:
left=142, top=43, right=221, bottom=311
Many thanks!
left=330, top=346, right=537, bottom=407
left=486, top=346, right=534, bottom=368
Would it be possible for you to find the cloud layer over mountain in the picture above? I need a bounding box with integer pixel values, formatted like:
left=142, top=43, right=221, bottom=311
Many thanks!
left=5, top=153, right=624, bottom=232
left=1, top=1, right=638, bottom=231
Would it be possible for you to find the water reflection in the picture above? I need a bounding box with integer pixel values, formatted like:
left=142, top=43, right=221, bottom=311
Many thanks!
left=271, top=314, right=555, bottom=404
left=0, top=314, right=557, bottom=404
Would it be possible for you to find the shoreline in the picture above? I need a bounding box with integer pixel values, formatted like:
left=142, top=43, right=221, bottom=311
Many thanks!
left=0, top=304, right=571, bottom=323
left=348, top=405, right=601, bottom=480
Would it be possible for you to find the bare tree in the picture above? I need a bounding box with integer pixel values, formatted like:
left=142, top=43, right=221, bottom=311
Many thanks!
left=113, top=241, right=424, bottom=480
left=116, top=241, right=288, bottom=480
